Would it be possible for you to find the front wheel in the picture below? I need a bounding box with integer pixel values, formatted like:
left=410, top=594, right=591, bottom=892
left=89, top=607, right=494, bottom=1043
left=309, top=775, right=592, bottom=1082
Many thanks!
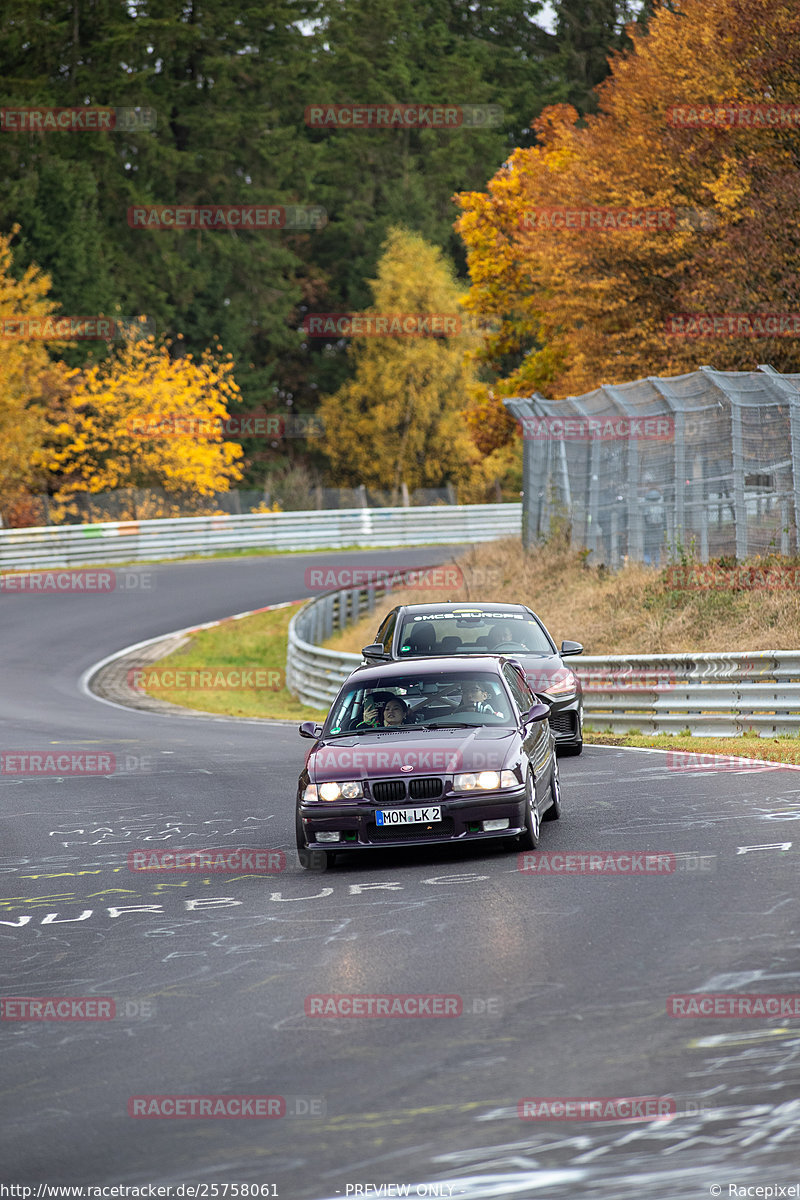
left=517, top=772, right=541, bottom=850
left=298, top=848, right=334, bottom=870
left=296, top=812, right=334, bottom=870
left=558, top=739, right=583, bottom=757
left=542, top=756, right=562, bottom=820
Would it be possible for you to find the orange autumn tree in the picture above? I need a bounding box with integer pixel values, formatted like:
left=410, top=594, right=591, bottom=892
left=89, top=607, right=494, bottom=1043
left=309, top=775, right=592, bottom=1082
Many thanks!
left=456, top=0, right=800, bottom=402
left=43, top=332, right=244, bottom=522
left=0, top=228, right=69, bottom=525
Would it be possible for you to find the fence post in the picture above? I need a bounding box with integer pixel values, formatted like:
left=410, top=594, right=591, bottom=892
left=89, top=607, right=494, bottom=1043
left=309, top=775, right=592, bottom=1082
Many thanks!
left=627, top=436, right=643, bottom=559
left=587, top=439, right=601, bottom=557
left=731, top=401, right=748, bottom=559
left=673, top=408, right=685, bottom=548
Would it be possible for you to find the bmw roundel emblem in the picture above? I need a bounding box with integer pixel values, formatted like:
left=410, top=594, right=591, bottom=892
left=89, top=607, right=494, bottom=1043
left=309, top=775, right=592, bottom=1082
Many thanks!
left=400, top=765, right=414, bottom=772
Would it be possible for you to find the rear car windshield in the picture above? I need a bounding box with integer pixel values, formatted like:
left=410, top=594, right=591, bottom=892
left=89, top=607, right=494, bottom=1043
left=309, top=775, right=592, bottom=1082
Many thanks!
left=396, top=611, right=553, bottom=657
left=325, top=670, right=516, bottom=734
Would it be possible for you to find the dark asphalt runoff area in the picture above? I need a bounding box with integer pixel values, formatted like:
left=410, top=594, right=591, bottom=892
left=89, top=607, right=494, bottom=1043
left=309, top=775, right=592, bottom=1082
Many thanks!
left=2, top=547, right=800, bottom=1198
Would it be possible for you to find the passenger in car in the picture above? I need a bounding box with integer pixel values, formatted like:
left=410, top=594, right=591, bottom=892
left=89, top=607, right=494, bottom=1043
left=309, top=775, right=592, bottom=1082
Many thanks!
left=355, top=691, right=393, bottom=729
left=382, top=696, right=412, bottom=726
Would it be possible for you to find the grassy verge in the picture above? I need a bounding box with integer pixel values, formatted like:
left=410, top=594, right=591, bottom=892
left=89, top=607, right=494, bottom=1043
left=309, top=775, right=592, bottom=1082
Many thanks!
left=324, top=537, right=800, bottom=656
left=142, top=602, right=328, bottom=722
left=584, top=728, right=800, bottom=765
left=142, top=536, right=800, bottom=760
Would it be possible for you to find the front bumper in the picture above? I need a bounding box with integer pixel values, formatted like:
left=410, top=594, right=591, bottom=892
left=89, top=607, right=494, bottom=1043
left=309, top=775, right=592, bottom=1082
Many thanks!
left=547, top=696, right=583, bottom=746
left=298, top=787, right=527, bottom=850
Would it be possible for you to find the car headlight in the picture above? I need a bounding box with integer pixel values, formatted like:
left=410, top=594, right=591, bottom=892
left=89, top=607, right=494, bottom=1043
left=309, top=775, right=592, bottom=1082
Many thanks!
left=454, top=770, right=518, bottom=791
left=304, top=780, right=363, bottom=802
left=539, top=667, right=578, bottom=698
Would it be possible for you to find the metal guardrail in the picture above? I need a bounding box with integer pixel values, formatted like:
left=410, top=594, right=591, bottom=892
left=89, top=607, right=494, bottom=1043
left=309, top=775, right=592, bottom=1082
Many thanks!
left=286, top=583, right=386, bottom=709
left=576, top=653, right=800, bottom=736
left=287, top=586, right=800, bottom=735
left=0, top=504, right=521, bottom=571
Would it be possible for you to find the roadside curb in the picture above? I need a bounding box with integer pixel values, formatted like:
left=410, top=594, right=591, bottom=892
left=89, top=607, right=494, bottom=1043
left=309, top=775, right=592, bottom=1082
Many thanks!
left=80, top=599, right=304, bottom=724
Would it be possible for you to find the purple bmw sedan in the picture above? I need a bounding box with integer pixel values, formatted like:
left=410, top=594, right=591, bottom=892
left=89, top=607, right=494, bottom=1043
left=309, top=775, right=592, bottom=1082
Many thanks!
left=296, top=655, right=561, bottom=869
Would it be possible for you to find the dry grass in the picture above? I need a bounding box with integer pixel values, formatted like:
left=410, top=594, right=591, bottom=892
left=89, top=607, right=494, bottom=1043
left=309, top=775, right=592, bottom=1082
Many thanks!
left=586, top=731, right=800, bottom=766
left=325, top=536, right=800, bottom=656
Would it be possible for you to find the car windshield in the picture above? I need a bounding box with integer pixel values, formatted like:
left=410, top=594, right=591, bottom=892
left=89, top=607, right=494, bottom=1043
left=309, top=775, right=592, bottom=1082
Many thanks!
left=324, top=670, right=516, bottom=735
left=396, top=610, right=553, bottom=657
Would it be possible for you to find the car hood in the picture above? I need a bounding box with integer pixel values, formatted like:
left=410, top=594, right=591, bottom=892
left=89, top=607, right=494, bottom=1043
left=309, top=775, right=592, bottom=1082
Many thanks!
left=308, top=726, right=517, bottom=782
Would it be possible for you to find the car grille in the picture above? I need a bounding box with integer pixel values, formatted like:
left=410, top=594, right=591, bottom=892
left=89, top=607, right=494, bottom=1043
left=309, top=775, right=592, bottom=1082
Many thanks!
left=549, top=711, right=576, bottom=737
left=372, top=777, right=443, bottom=803
left=372, top=780, right=406, bottom=804
left=366, top=818, right=455, bottom=842
left=409, top=777, right=443, bottom=800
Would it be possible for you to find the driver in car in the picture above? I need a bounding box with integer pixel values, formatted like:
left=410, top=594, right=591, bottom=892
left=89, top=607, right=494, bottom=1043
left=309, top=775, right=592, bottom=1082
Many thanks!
left=454, top=680, right=503, bottom=717
left=487, top=622, right=520, bottom=648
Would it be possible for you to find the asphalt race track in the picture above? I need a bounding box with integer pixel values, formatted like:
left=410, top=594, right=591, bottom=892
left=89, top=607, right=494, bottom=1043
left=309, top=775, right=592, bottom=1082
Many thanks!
left=2, top=548, right=800, bottom=1198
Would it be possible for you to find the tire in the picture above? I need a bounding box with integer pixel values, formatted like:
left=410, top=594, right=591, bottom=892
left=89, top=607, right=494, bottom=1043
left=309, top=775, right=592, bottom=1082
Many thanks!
left=296, top=812, right=334, bottom=870
left=542, top=756, right=562, bottom=820
left=517, top=771, right=541, bottom=850
left=558, top=739, right=583, bottom=757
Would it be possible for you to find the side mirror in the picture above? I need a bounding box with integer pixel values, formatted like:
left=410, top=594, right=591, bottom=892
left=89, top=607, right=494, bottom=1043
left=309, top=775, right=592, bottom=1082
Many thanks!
left=523, top=702, right=551, bottom=724
left=361, top=643, right=390, bottom=660
left=560, top=640, right=583, bottom=656
left=299, top=721, right=323, bottom=739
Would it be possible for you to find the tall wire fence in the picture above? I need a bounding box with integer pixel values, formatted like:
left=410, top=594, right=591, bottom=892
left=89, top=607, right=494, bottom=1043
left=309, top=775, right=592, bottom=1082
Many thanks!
left=505, top=365, right=800, bottom=564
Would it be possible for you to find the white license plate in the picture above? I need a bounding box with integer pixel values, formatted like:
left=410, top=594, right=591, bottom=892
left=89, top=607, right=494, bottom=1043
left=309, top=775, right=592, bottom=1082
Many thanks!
left=376, top=806, right=442, bottom=826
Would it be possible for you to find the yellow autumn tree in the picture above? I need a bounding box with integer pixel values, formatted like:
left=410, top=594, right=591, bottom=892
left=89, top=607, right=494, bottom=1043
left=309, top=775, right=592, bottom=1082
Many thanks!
left=318, top=228, right=493, bottom=501
left=456, top=0, right=800, bottom=399
left=43, top=332, right=244, bottom=522
left=0, top=228, right=69, bottom=525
